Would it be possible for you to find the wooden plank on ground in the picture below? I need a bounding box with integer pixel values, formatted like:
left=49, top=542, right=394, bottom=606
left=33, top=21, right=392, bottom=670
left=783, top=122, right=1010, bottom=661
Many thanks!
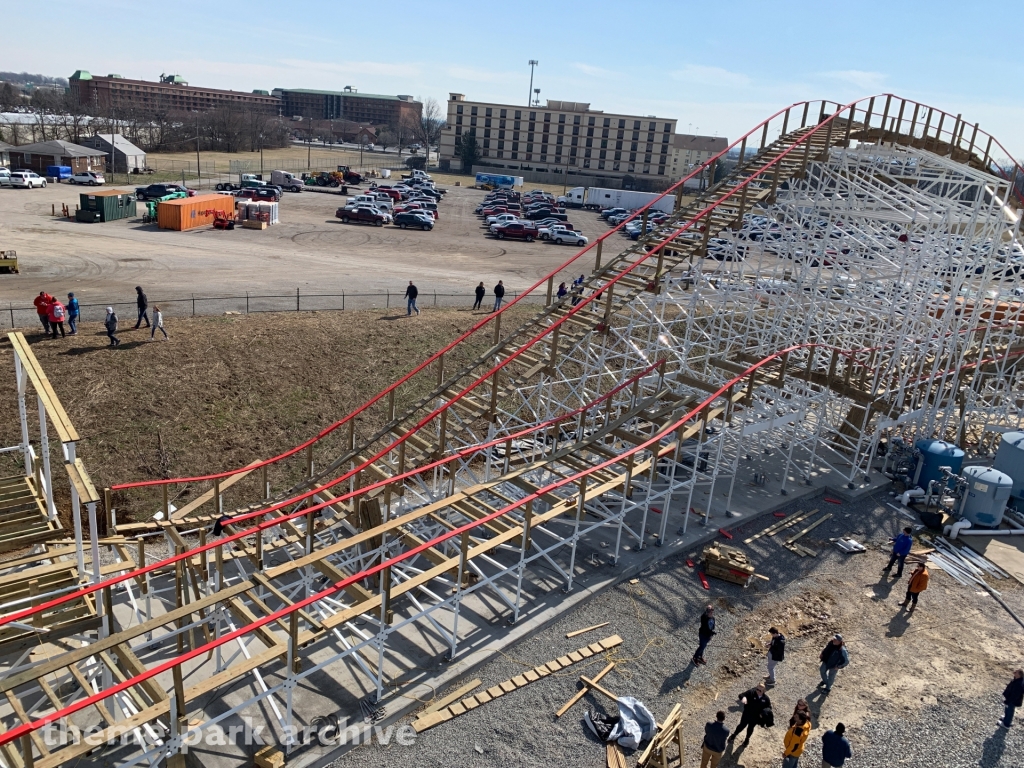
left=566, top=622, right=610, bottom=639
left=555, top=662, right=614, bottom=717
left=784, top=513, right=833, bottom=545
left=413, top=635, right=623, bottom=733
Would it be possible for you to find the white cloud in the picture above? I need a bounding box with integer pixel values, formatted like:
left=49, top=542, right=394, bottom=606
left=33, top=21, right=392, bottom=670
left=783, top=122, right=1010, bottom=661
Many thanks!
left=571, top=62, right=615, bottom=78
left=820, top=70, right=887, bottom=92
left=670, top=65, right=751, bottom=89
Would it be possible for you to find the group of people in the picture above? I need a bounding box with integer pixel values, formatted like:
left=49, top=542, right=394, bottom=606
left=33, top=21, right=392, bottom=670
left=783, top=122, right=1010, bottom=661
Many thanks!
left=33, top=291, right=79, bottom=339
left=689, top=533, right=1022, bottom=765
left=33, top=285, right=167, bottom=346
left=699, top=688, right=852, bottom=768
left=403, top=281, right=508, bottom=316
left=556, top=274, right=589, bottom=307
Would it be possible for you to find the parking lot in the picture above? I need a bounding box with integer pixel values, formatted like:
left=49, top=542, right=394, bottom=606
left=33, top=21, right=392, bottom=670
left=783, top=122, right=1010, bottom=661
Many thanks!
left=0, top=178, right=611, bottom=312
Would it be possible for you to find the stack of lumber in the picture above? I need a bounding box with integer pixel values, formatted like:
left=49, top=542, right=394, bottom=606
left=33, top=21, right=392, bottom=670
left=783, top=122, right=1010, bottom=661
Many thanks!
left=703, top=544, right=755, bottom=585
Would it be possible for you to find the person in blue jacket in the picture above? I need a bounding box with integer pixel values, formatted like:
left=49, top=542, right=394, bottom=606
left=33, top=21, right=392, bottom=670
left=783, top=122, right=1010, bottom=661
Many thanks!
left=883, top=526, right=914, bottom=577
left=818, top=634, right=850, bottom=693
left=66, top=292, right=80, bottom=335
left=692, top=604, right=716, bottom=666
left=822, top=722, right=853, bottom=767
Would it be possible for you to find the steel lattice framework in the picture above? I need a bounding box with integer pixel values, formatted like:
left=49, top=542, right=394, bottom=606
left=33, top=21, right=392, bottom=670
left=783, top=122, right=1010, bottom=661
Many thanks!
left=1, top=95, right=1022, bottom=768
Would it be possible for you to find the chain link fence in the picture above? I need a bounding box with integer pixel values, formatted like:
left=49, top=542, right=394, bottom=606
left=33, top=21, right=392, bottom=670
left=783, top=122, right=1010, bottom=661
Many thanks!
left=2, top=289, right=541, bottom=330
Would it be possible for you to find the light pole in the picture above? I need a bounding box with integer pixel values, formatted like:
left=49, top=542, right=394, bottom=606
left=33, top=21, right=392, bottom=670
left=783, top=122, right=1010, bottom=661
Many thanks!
left=533, top=88, right=541, bottom=108
left=527, top=60, right=538, bottom=107
left=195, top=111, right=201, bottom=188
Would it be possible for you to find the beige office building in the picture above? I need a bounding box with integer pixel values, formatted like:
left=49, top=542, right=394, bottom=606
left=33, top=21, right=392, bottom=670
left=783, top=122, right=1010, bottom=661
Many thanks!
left=668, top=133, right=730, bottom=182
left=439, top=94, right=677, bottom=188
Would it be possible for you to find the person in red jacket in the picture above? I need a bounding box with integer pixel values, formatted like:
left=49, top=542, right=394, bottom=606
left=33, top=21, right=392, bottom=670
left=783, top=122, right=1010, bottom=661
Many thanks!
left=33, top=292, right=53, bottom=335
left=47, top=298, right=67, bottom=339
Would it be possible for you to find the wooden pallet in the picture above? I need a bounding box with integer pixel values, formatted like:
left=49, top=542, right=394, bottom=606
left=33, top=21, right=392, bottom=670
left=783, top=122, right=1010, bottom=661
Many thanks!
left=412, top=635, right=623, bottom=732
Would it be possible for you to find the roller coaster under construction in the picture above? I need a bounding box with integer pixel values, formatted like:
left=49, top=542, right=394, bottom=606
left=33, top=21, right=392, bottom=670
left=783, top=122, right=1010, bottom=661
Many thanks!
left=1, top=94, right=1023, bottom=767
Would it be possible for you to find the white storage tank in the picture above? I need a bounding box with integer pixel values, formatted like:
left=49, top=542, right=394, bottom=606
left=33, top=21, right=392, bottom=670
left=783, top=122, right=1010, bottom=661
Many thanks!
left=992, top=431, right=1024, bottom=506
left=961, top=465, right=1013, bottom=528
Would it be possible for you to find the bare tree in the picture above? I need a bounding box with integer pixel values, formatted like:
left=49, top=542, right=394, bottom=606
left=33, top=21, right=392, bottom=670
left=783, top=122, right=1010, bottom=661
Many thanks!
left=376, top=127, right=396, bottom=153
left=0, top=82, right=22, bottom=112
left=413, top=98, right=445, bottom=161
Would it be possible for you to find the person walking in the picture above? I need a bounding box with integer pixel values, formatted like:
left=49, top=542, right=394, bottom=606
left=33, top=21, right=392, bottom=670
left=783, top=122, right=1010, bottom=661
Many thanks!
left=692, top=604, right=716, bottom=666
left=405, top=281, right=420, bottom=316
left=818, top=634, right=849, bottom=693
left=47, top=297, right=67, bottom=339
left=473, top=282, right=485, bottom=310
left=556, top=281, right=568, bottom=301
left=782, top=712, right=810, bottom=768
left=66, top=292, right=80, bottom=335
left=105, top=307, right=121, bottom=347
left=900, top=562, right=929, bottom=613
left=822, top=722, right=853, bottom=767
left=728, top=683, right=772, bottom=746
left=34, top=292, right=53, bottom=335
left=766, top=627, right=786, bottom=685
left=1001, top=669, right=1024, bottom=729
left=789, top=699, right=810, bottom=728
left=150, top=306, right=168, bottom=340
left=700, top=711, right=729, bottom=768
left=493, top=280, right=505, bottom=312
left=134, top=286, right=150, bottom=329
left=883, top=526, right=914, bottom=578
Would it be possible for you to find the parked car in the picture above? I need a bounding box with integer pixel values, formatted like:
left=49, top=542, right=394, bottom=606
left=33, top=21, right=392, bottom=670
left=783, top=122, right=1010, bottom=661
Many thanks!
left=492, top=222, right=539, bottom=241
left=487, top=213, right=519, bottom=226
left=9, top=171, right=46, bottom=189
left=69, top=171, right=105, bottom=186
left=553, top=230, right=589, bottom=246
left=135, top=183, right=187, bottom=200
left=538, top=224, right=580, bottom=240
left=527, top=209, right=567, bottom=221
left=393, top=212, right=434, bottom=230
left=336, top=206, right=390, bottom=226
left=237, top=187, right=281, bottom=202
left=0, top=168, right=11, bottom=186
left=601, top=207, right=627, bottom=220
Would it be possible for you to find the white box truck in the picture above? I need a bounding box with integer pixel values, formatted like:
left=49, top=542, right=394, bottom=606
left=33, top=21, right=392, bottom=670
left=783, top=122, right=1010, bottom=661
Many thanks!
left=582, top=187, right=676, bottom=214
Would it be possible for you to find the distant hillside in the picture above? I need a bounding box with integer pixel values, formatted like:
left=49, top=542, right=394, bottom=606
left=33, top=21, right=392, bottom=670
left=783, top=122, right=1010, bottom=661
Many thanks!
left=0, top=71, right=68, bottom=88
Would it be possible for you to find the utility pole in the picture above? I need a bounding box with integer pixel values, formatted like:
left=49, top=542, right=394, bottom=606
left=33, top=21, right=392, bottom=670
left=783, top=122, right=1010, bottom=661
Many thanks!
left=195, top=112, right=201, bottom=188
left=528, top=60, right=538, bottom=107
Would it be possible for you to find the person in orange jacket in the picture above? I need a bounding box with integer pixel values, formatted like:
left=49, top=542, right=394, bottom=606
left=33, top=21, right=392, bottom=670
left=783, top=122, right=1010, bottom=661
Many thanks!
left=900, top=562, right=929, bottom=613
left=782, top=712, right=810, bottom=767
left=33, top=291, right=53, bottom=335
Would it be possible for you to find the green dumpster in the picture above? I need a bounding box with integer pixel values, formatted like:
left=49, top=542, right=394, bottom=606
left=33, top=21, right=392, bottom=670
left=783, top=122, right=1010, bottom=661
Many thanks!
left=79, top=189, right=137, bottom=222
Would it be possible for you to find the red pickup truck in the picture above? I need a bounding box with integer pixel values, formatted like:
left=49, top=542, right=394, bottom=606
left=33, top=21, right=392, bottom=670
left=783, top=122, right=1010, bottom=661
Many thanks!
left=492, top=221, right=539, bottom=241
left=336, top=206, right=389, bottom=226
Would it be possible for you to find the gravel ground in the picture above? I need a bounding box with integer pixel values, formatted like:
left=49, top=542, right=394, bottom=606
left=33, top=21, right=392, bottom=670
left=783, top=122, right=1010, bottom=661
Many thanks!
left=332, top=492, right=1024, bottom=767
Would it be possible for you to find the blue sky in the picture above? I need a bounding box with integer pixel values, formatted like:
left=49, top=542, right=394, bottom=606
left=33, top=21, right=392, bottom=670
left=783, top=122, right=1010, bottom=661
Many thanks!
left=5, top=0, right=1023, bottom=157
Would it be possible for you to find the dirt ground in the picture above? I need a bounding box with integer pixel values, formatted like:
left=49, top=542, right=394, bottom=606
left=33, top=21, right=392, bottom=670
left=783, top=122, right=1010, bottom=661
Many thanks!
left=338, top=493, right=1024, bottom=768
left=0, top=170, right=609, bottom=319
left=0, top=306, right=532, bottom=524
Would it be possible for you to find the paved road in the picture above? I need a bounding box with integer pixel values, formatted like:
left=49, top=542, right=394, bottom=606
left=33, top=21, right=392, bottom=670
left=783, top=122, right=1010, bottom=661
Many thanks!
left=0, top=182, right=608, bottom=319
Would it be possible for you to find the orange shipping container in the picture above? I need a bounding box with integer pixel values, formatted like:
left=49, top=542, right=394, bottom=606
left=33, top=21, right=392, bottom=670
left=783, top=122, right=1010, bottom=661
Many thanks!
left=156, top=194, right=235, bottom=231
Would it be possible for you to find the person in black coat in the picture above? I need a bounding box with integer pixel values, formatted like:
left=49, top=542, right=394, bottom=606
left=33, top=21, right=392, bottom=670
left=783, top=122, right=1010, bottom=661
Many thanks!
left=1002, top=669, right=1024, bottom=728
left=492, top=280, right=506, bottom=312
left=728, top=684, right=772, bottom=746
left=692, top=604, right=716, bottom=666
left=134, top=285, right=150, bottom=329
left=766, top=627, right=786, bottom=685
left=473, top=281, right=486, bottom=310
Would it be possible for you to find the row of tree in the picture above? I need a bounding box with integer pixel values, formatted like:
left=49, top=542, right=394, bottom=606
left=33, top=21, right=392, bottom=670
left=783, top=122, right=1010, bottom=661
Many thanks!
left=2, top=81, right=450, bottom=166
